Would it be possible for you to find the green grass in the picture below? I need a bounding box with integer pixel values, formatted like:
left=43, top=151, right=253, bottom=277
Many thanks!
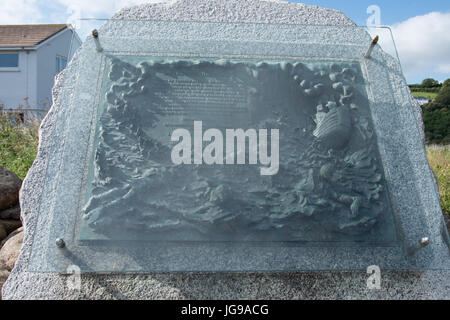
left=0, top=113, right=39, bottom=179
left=411, top=91, right=438, bottom=100
left=427, top=145, right=450, bottom=215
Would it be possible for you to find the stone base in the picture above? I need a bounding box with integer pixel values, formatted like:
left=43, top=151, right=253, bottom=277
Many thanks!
left=3, top=271, right=450, bottom=300
left=3, top=0, right=449, bottom=300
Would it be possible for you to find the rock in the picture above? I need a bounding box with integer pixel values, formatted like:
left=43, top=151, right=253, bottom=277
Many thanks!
left=3, top=0, right=449, bottom=301
left=0, top=226, right=22, bottom=299
left=0, top=228, right=23, bottom=272
left=0, top=220, right=22, bottom=236
left=113, top=0, right=355, bottom=25
left=0, top=227, right=23, bottom=249
left=0, top=269, right=10, bottom=300
left=445, top=213, right=450, bottom=234
left=0, top=205, right=21, bottom=220
left=410, top=91, right=426, bottom=144
left=0, top=225, right=6, bottom=243
left=0, top=167, right=22, bottom=211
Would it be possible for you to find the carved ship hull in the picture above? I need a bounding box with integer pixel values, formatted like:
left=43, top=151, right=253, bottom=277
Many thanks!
left=313, top=106, right=352, bottom=150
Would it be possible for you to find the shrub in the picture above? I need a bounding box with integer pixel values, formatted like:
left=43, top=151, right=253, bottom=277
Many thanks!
left=443, top=79, right=450, bottom=88
left=427, top=145, right=450, bottom=215
left=434, top=85, right=450, bottom=106
left=421, top=78, right=441, bottom=88
left=421, top=80, right=450, bottom=145
left=0, top=112, right=39, bottom=179
left=410, top=87, right=441, bottom=93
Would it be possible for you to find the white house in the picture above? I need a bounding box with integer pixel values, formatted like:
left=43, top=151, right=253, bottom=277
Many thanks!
left=0, top=24, right=81, bottom=117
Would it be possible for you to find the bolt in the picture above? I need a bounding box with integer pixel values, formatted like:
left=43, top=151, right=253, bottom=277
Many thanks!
left=56, top=238, right=65, bottom=248
left=419, top=237, right=430, bottom=247
left=364, top=35, right=379, bottom=59
left=92, top=29, right=103, bottom=52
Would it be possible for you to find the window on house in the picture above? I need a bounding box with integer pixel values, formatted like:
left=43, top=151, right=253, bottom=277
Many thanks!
left=56, top=56, right=68, bottom=73
left=0, top=53, right=19, bottom=68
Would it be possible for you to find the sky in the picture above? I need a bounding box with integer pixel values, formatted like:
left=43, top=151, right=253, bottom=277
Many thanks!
left=0, top=0, right=449, bottom=84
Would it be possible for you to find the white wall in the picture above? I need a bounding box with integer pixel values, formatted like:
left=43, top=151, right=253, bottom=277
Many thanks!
left=0, top=50, right=37, bottom=109
left=0, top=27, right=81, bottom=111
left=36, top=28, right=81, bottom=110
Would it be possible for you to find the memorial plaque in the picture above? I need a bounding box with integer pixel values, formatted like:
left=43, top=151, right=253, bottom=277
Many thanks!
left=80, top=57, right=396, bottom=244
left=27, top=20, right=450, bottom=272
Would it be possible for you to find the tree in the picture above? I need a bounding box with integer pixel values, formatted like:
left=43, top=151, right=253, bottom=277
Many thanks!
left=421, top=78, right=440, bottom=88
left=421, top=81, right=450, bottom=144
left=435, top=85, right=450, bottom=105
left=422, top=102, right=450, bottom=144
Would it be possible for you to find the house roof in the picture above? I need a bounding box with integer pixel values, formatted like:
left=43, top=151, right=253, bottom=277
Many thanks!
left=0, top=24, right=69, bottom=48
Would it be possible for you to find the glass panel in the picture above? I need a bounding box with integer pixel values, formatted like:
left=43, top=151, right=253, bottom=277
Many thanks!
left=80, top=56, right=397, bottom=244
left=0, top=53, right=19, bottom=68
left=28, top=20, right=450, bottom=272
left=366, top=26, right=400, bottom=64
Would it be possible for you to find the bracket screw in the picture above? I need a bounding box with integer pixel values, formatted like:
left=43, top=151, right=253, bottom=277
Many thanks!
left=56, top=238, right=66, bottom=248
left=419, top=237, right=430, bottom=247
left=364, top=35, right=379, bottom=59
left=92, top=29, right=103, bottom=52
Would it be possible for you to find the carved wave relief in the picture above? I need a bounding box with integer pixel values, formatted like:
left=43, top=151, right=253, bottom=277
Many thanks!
left=79, top=56, right=397, bottom=243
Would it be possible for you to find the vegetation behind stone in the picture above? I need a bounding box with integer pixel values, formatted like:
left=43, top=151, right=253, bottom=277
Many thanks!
left=410, top=79, right=450, bottom=145
left=427, top=145, right=450, bottom=215
left=0, top=113, right=39, bottom=180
